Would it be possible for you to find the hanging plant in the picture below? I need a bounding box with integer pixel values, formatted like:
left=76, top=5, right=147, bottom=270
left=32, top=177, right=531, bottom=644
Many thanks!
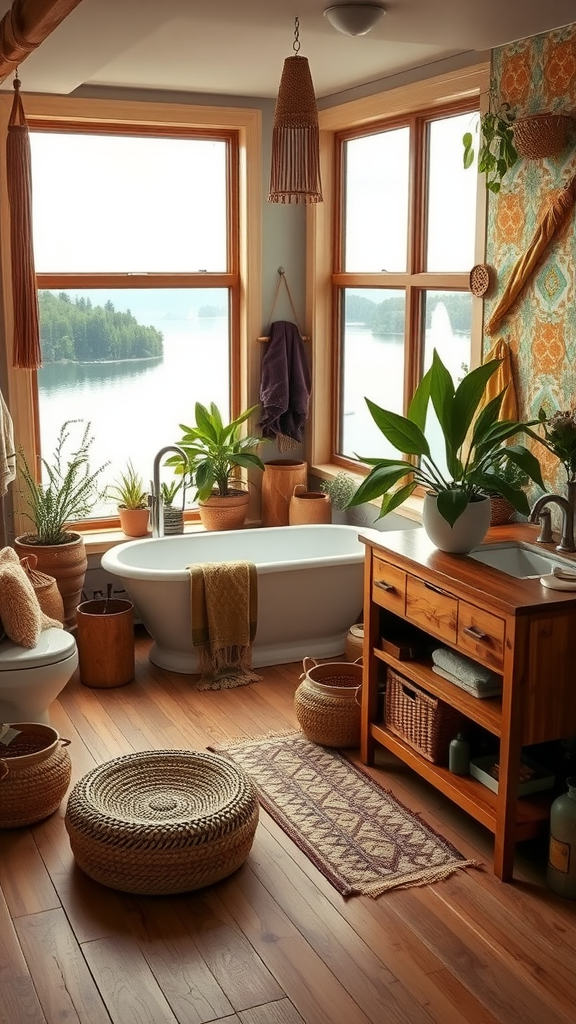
left=463, top=101, right=518, bottom=194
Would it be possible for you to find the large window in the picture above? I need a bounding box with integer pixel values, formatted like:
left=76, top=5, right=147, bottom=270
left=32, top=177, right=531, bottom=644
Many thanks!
left=309, top=66, right=488, bottom=480
left=1, top=94, right=261, bottom=536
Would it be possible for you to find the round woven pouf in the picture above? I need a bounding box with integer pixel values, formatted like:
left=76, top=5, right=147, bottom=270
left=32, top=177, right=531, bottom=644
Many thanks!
left=65, top=750, right=259, bottom=894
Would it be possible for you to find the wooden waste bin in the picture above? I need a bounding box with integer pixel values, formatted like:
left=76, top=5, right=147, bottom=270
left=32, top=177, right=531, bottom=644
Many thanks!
left=76, top=598, right=135, bottom=688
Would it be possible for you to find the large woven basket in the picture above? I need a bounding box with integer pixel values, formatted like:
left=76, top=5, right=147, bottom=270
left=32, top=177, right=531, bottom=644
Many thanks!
left=512, top=113, right=575, bottom=160
left=385, top=669, right=464, bottom=765
left=65, top=749, right=259, bottom=894
left=294, top=658, right=362, bottom=748
left=0, top=722, right=71, bottom=827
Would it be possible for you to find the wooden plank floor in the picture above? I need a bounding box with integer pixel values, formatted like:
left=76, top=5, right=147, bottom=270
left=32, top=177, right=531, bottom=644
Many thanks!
left=2, top=627, right=576, bottom=1024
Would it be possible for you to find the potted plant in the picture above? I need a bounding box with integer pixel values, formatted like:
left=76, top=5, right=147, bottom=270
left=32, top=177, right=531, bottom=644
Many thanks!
left=160, top=479, right=185, bottom=535
left=170, top=402, right=265, bottom=531
left=483, top=455, right=529, bottom=525
left=346, top=350, right=544, bottom=553
left=463, top=101, right=518, bottom=193
left=15, top=419, right=109, bottom=627
left=319, top=472, right=358, bottom=524
left=106, top=461, right=150, bottom=537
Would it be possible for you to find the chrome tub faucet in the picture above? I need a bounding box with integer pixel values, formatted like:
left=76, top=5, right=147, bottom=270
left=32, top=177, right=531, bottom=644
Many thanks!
left=150, top=446, right=188, bottom=538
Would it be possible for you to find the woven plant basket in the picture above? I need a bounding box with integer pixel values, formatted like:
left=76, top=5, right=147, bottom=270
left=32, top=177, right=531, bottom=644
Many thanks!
left=19, top=554, right=64, bottom=623
left=65, top=750, right=259, bottom=894
left=385, top=669, right=464, bottom=765
left=512, top=113, right=575, bottom=160
left=0, top=722, right=71, bottom=827
left=294, top=657, right=362, bottom=748
left=489, top=495, right=515, bottom=526
left=198, top=490, right=250, bottom=532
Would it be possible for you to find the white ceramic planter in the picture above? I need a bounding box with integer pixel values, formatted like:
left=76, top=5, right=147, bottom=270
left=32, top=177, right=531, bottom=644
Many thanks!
left=422, top=492, right=491, bottom=554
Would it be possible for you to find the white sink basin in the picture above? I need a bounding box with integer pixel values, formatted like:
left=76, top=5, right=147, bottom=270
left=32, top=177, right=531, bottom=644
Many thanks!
left=468, top=541, right=576, bottom=579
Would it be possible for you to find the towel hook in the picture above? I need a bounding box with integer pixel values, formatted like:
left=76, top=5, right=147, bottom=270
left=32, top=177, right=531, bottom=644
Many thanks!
left=257, top=267, right=309, bottom=342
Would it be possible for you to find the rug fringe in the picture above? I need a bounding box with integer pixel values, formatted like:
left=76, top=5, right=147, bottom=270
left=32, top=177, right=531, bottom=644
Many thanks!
left=210, top=728, right=300, bottom=749
left=358, top=859, right=482, bottom=898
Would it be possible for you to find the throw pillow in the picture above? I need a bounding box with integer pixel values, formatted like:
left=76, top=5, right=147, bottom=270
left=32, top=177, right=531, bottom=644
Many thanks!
left=0, top=547, right=62, bottom=648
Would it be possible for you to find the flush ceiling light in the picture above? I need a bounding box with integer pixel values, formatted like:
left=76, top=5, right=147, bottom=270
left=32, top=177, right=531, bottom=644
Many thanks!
left=269, top=17, right=322, bottom=204
left=324, top=3, right=386, bottom=36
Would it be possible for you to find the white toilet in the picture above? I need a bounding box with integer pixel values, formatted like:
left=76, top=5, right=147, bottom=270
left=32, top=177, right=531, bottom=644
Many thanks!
left=0, top=628, right=79, bottom=725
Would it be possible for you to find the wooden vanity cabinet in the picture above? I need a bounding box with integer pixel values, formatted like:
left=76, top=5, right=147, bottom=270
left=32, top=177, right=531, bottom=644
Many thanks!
left=360, top=524, right=576, bottom=881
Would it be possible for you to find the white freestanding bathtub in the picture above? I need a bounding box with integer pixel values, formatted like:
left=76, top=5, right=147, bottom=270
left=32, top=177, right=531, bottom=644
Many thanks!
left=101, top=524, right=368, bottom=673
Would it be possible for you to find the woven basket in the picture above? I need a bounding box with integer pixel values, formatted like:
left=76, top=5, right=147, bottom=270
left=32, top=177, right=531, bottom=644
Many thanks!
left=512, top=113, right=574, bottom=160
left=489, top=496, right=515, bottom=526
left=294, top=657, right=362, bottom=748
left=19, top=554, right=65, bottom=623
left=385, top=669, right=464, bottom=765
left=65, top=750, right=259, bottom=894
left=0, top=722, right=71, bottom=827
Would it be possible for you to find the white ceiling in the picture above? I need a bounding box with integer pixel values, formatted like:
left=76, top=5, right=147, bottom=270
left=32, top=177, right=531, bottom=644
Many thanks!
left=1, top=0, right=575, bottom=101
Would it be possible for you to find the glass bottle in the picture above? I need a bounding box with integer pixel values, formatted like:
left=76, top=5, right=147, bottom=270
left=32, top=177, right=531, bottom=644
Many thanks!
left=449, top=733, right=470, bottom=775
left=547, top=776, right=576, bottom=899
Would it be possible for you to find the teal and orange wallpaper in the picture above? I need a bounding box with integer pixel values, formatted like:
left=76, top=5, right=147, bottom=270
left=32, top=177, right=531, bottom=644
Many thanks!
left=487, top=26, right=576, bottom=492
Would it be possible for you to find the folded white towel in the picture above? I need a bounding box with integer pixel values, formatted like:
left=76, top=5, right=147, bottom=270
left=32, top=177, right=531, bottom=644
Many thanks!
left=432, top=665, right=503, bottom=698
left=432, top=647, right=500, bottom=690
left=0, top=390, right=15, bottom=497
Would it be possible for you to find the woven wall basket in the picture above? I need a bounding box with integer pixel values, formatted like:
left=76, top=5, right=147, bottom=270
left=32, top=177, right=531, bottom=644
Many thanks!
left=512, top=113, right=575, bottom=160
left=0, top=722, right=71, bottom=827
left=294, top=658, right=362, bottom=748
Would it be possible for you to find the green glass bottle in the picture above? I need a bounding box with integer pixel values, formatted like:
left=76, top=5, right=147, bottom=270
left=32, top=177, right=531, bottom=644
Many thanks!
left=547, top=776, right=576, bottom=899
left=448, top=733, right=470, bottom=775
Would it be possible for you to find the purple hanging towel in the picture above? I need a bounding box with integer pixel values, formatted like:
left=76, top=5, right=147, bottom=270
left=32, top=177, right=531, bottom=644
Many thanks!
left=258, top=320, right=311, bottom=451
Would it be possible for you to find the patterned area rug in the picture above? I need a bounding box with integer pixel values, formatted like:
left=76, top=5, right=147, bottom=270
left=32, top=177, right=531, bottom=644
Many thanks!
left=209, top=730, right=478, bottom=898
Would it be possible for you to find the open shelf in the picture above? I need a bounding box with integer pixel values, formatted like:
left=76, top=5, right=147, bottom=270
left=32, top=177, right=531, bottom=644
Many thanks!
left=374, top=647, right=503, bottom=736
left=370, top=722, right=551, bottom=841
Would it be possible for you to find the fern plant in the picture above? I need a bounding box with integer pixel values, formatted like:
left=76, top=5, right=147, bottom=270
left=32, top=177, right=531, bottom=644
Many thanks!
left=18, top=420, right=109, bottom=544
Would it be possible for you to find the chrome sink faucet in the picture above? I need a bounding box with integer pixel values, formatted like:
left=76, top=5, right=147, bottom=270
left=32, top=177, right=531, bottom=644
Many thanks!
left=529, top=493, right=576, bottom=553
left=150, top=446, right=188, bottom=538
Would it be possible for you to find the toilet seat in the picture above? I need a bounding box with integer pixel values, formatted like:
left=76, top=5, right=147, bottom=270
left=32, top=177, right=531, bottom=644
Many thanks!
left=0, top=628, right=77, bottom=671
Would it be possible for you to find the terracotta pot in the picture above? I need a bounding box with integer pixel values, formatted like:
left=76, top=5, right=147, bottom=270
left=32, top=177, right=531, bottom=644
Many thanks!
left=118, top=506, right=150, bottom=538
left=14, top=533, right=88, bottom=629
left=289, top=485, right=331, bottom=525
left=261, top=460, right=307, bottom=527
left=422, top=492, right=491, bottom=554
left=198, top=489, right=250, bottom=531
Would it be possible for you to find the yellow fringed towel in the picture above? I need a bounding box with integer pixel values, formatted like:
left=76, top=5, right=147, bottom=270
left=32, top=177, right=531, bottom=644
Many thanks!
left=189, top=560, right=261, bottom=690
left=479, top=337, right=518, bottom=421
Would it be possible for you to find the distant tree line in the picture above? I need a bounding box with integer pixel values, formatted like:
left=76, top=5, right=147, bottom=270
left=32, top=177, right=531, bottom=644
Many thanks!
left=39, top=292, right=164, bottom=363
left=345, top=292, right=473, bottom=336
left=198, top=304, right=227, bottom=318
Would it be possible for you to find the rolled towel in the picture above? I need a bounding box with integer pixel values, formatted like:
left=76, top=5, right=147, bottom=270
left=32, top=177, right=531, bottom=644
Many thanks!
left=432, top=665, right=502, bottom=698
left=431, top=647, right=501, bottom=692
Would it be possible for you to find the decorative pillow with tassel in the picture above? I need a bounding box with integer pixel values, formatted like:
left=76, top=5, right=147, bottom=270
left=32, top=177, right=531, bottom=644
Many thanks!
left=0, top=547, right=63, bottom=648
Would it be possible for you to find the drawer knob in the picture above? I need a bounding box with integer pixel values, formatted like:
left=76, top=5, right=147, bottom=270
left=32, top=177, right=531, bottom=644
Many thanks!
left=375, top=580, right=395, bottom=592
left=463, top=625, right=487, bottom=641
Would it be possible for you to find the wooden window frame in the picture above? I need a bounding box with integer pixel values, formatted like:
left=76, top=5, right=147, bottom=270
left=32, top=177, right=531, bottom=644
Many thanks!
left=0, top=94, right=262, bottom=538
left=307, top=62, right=489, bottom=483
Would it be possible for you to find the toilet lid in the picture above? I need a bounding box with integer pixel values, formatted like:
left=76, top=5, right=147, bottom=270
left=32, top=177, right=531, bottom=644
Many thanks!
left=0, top=627, right=77, bottom=670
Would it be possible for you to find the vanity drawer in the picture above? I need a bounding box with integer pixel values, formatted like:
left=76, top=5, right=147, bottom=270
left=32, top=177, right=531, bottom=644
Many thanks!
left=458, top=601, right=505, bottom=671
left=372, top=555, right=406, bottom=615
left=405, top=574, right=457, bottom=643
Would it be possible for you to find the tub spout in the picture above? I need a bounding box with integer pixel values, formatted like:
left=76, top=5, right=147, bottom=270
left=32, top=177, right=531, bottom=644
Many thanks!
left=150, top=446, right=188, bottom=538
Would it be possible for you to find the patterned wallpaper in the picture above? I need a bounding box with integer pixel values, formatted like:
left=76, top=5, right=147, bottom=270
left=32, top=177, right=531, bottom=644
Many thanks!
left=487, top=26, right=576, bottom=493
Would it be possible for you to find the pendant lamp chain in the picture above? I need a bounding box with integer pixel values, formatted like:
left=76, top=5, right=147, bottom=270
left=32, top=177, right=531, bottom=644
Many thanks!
left=269, top=17, right=323, bottom=205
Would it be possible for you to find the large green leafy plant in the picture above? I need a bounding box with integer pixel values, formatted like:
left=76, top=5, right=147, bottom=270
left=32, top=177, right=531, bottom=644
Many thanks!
left=347, top=350, right=544, bottom=527
left=170, top=403, right=265, bottom=501
left=18, top=419, right=109, bottom=544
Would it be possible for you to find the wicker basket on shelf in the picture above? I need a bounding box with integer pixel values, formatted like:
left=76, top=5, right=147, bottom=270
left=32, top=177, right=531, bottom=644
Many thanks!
left=385, top=669, right=465, bottom=765
left=512, top=113, right=575, bottom=160
left=294, top=658, right=362, bottom=748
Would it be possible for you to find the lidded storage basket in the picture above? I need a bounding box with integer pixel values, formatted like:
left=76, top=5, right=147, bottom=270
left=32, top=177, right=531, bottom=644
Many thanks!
left=0, top=722, right=72, bottom=827
left=294, top=657, right=362, bottom=748
left=385, top=669, right=464, bottom=765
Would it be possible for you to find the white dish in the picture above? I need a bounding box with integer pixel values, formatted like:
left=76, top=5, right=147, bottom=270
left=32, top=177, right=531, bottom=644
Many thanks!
left=540, top=574, right=576, bottom=590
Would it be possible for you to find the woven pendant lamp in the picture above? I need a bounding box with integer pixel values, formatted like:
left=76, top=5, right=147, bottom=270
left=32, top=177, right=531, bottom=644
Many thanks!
left=269, top=18, right=323, bottom=205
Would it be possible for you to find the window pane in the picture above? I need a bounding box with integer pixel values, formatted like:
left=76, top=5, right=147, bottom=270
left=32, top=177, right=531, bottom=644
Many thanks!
left=426, top=113, right=479, bottom=272
left=339, top=289, right=405, bottom=460
left=30, top=133, right=228, bottom=273
left=37, top=289, right=230, bottom=515
left=344, top=128, right=410, bottom=272
left=422, top=290, right=472, bottom=475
